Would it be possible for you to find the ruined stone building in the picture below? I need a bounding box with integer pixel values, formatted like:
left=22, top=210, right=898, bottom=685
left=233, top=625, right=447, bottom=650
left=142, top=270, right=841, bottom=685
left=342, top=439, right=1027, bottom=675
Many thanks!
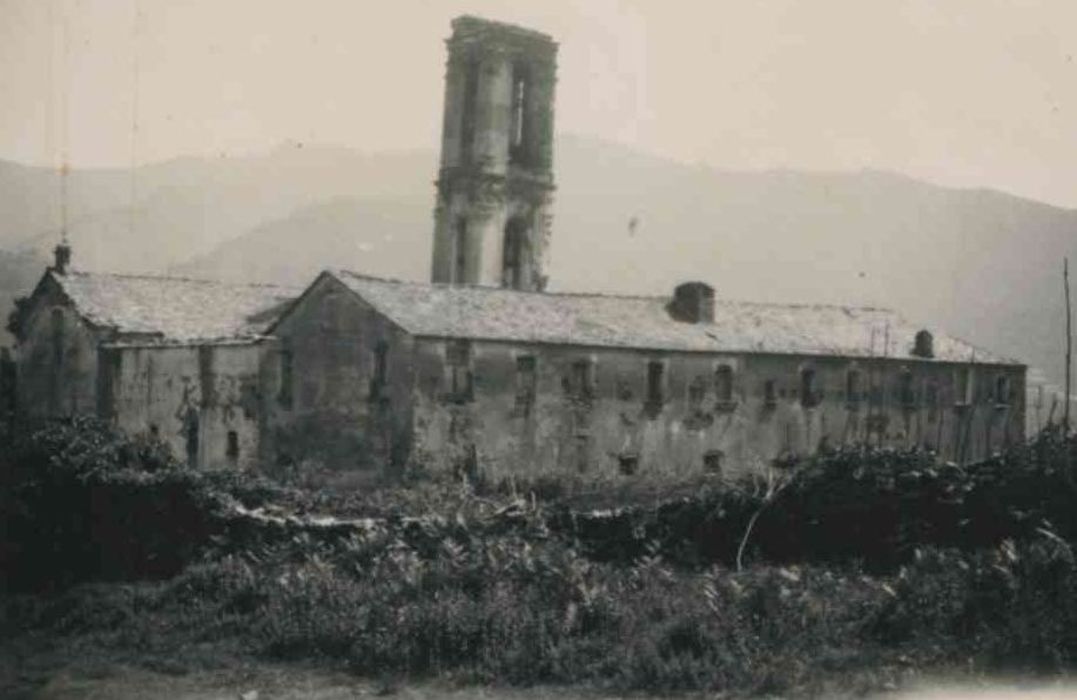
left=11, top=16, right=1027, bottom=481
left=12, top=247, right=295, bottom=470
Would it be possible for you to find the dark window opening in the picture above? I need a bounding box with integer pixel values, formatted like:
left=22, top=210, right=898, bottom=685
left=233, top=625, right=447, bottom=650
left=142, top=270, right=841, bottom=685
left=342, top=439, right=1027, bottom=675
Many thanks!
left=148, top=423, right=159, bottom=440
left=926, top=380, right=940, bottom=421
left=185, top=409, right=199, bottom=468
left=763, top=379, right=777, bottom=407
left=715, top=364, right=734, bottom=405
left=688, top=376, right=706, bottom=411
left=995, top=374, right=1011, bottom=406
left=899, top=368, right=916, bottom=407
left=370, top=342, right=388, bottom=401
left=703, top=450, right=723, bottom=474
left=846, top=369, right=861, bottom=408
left=198, top=345, right=216, bottom=408
left=226, top=430, right=239, bottom=463
left=955, top=367, right=972, bottom=405
left=569, top=359, right=594, bottom=401
left=509, top=62, right=530, bottom=164
left=446, top=339, right=473, bottom=403
left=575, top=434, right=589, bottom=472
left=453, top=217, right=468, bottom=284
left=278, top=347, right=294, bottom=408
left=502, top=217, right=528, bottom=289
left=96, top=349, right=121, bottom=420
left=460, top=58, right=480, bottom=163
left=926, top=380, right=939, bottom=406
left=646, top=360, right=665, bottom=409
left=515, top=355, right=537, bottom=415
left=618, top=452, right=639, bottom=475
left=800, top=368, right=819, bottom=408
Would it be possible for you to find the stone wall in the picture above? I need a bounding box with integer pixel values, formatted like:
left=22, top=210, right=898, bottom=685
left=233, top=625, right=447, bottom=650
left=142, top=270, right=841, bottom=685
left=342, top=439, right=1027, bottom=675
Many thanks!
left=100, top=343, right=266, bottom=471
left=409, top=338, right=1027, bottom=482
left=264, top=274, right=416, bottom=483
left=15, top=280, right=102, bottom=419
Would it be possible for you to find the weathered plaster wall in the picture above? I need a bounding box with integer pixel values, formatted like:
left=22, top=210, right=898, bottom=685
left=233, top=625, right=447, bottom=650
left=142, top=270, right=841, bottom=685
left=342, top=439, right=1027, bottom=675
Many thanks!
left=15, top=281, right=101, bottom=418
left=265, top=275, right=416, bottom=481
left=100, top=343, right=265, bottom=471
left=410, top=339, right=1027, bottom=482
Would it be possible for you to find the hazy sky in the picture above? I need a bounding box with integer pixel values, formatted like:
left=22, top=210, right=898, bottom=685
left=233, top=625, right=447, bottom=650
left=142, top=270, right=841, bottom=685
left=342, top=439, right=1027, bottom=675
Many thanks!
left=3, top=0, right=1076, bottom=207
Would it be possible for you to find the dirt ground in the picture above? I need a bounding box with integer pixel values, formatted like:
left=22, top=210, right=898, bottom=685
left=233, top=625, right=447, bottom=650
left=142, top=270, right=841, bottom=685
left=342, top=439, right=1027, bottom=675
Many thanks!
left=4, top=632, right=1077, bottom=700
left=8, top=660, right=1077, bottom=700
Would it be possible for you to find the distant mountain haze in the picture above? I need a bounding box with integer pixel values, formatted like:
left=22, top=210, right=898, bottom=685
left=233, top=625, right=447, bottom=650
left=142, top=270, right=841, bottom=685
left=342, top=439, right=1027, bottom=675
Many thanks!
left=1, top=135, right=1073, bottom=397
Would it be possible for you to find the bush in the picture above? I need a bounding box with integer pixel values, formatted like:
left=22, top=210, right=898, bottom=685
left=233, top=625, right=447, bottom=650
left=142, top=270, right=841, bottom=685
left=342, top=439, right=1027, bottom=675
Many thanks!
left=0, top=418, right=235, bottom=591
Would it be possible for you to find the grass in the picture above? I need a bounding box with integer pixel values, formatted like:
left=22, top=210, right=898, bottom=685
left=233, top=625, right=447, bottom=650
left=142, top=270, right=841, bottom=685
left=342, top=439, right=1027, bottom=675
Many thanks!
left=8, top=419, right=1077, bottom=696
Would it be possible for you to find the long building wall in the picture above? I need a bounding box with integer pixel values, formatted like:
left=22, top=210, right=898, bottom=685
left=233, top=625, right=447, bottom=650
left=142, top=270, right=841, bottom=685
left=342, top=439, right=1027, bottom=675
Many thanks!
left=99, top=343, right=265, bottom=471
left=264, top=275, right=416, bottom=485
left=409, top=337, right=1027, bottom=482
left=14, top=273, right=1028, bottom=484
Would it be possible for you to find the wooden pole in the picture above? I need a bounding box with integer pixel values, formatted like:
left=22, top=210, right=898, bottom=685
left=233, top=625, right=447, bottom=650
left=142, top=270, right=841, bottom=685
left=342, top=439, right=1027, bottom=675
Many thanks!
left=1066, top=257, right=1072, bottom=435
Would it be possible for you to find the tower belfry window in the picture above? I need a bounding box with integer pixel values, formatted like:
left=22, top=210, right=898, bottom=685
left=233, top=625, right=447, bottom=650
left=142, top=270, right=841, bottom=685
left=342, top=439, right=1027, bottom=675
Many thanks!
left=502, top=217, right=527, bottom=289
left=510, top=63, right=529, bottom=162
left=460, top=58, right=480, bottom=162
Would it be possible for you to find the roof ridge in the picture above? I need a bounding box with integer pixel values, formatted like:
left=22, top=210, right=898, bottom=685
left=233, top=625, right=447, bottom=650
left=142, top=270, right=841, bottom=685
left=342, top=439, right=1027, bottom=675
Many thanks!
left=329, top=268, right=897, bottom=311
left=60, top=269, right=300, bottom=291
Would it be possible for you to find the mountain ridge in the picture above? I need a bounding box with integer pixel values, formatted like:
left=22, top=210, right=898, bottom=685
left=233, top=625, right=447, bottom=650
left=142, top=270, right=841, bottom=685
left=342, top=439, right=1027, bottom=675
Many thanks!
left=1, top=137, right=1072, bottom=404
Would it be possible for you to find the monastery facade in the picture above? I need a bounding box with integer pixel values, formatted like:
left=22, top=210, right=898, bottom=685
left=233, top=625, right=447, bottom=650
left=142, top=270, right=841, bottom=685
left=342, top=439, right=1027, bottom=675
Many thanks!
left=9, top=17, right=1027, bottom=484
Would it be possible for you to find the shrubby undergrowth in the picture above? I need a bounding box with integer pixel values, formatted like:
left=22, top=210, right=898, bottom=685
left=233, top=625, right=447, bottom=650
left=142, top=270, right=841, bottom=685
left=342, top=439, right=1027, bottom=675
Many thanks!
left=7, top=418, right=1077, bottom=694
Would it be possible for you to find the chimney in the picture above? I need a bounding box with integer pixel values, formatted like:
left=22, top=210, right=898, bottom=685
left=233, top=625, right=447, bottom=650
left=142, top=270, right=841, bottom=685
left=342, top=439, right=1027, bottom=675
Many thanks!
left=53, top=240, right=72, bottom=275
left=668, top=282, right=715, bottom=324
left=912, top=329, right=934, bottom=358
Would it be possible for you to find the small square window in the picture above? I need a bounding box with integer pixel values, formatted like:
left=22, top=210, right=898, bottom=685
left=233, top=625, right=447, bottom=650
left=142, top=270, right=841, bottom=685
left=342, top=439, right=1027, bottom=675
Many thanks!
left=618, top=453, right=639, bottom=475
left=703, top=450, right=723, bottom=473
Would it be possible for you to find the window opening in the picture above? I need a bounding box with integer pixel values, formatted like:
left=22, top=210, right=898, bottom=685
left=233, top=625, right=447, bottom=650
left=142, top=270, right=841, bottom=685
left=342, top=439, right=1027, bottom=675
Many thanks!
left=509, top=63, right=529, bottom=163
left=955, top=367, right=972, bottom=405
left=446, top=340, right=473, bottom=403
left=846, top=369, right=861, bottom=408
left=763, top=379, right=777, bottom=407
left=502, top=217, right=528, bottom=289
left=995, top=374, right=1011, bottom=405
left=899, top=368, right=916, bottom=407
left=460, top=58, right=480, bottom=162
left=226, top=430, right=239, bottom=463
left=715, top=364, right=734, bottom=404
left=570, top=359, right=593, bottom=401
left=688, top=376, right=706, bottom=411
left=800, top=368, right=819, bottom=407
left=515, top=355, right=537, bottom=415
left=185, top=409, right=199, bottom=468
left=646, top=360, right=665, bottom=409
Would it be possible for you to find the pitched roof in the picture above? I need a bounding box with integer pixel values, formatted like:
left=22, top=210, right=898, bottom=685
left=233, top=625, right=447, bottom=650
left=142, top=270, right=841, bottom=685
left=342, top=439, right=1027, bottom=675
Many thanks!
left=330, top=270, right=1020, bottom=365
left=51, top=270, right=298, bottom=343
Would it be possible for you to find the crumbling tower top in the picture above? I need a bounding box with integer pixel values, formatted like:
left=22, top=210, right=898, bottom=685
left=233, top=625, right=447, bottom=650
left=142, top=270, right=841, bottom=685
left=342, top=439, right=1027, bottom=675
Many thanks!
left=430, top=16, right=558, bottom=291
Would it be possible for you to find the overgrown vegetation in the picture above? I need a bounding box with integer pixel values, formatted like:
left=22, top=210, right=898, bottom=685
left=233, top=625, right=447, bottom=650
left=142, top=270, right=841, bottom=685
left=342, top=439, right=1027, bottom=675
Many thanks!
left=5, top=418, right=1077, bottom=695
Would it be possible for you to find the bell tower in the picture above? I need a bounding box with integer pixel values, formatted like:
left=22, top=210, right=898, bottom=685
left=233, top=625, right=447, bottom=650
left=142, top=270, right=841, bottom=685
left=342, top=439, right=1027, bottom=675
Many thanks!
left=430, top=16, right=557, bottom=291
